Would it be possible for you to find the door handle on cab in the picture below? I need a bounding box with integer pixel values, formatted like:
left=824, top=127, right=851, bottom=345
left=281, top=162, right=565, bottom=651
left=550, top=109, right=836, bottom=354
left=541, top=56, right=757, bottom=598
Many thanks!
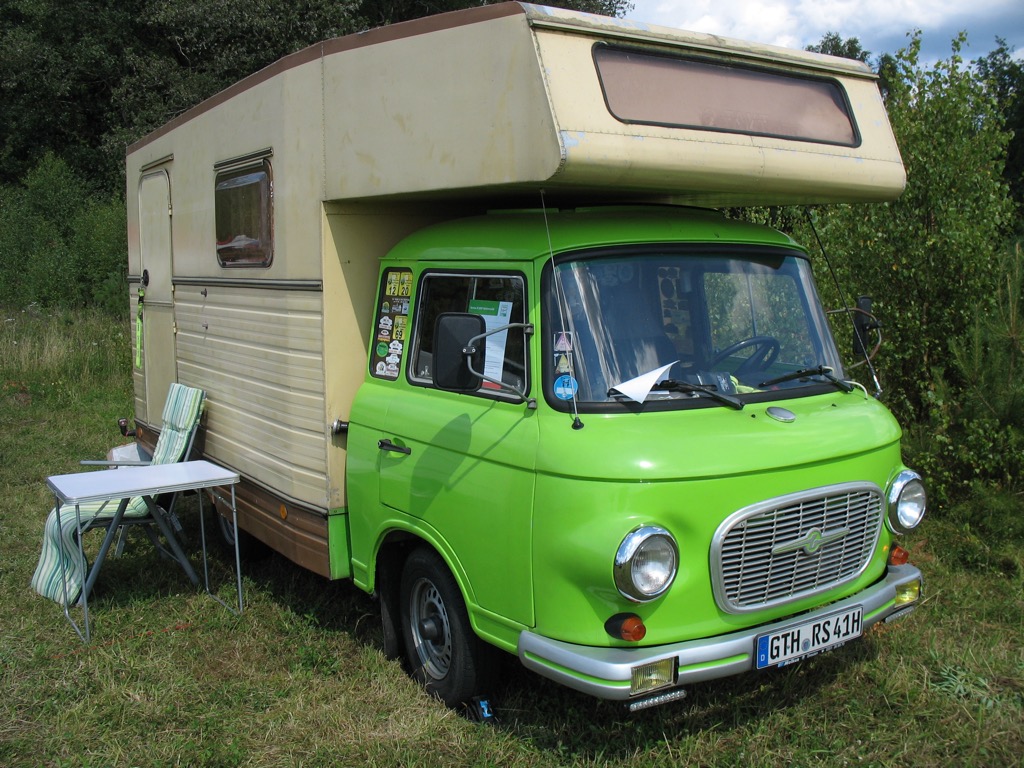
left=378, top=438, right=412, bottom=455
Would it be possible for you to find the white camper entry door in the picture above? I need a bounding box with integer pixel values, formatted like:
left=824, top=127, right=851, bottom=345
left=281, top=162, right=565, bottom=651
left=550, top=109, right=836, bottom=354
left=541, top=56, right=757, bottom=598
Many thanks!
left=138, top=171, right=178, bottom=426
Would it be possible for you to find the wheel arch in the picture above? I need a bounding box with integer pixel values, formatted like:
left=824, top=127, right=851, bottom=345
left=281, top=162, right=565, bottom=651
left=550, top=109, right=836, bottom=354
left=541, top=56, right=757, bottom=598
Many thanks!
left=372, top=526, right=478, bottom=660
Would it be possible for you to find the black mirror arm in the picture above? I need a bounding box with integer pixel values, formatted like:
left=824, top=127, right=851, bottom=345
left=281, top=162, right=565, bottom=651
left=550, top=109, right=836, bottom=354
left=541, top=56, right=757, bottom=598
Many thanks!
left=463, top=323, right=535, bottom=403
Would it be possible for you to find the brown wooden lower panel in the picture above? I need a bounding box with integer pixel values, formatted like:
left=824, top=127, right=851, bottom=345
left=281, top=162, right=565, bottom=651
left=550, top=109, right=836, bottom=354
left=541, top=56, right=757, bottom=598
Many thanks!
left=213, top=478, right=331, bottom=578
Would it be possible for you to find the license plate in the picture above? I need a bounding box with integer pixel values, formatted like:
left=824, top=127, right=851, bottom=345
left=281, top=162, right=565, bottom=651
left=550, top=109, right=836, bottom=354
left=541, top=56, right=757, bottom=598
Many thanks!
left=755, top=606, right=863, bottom=670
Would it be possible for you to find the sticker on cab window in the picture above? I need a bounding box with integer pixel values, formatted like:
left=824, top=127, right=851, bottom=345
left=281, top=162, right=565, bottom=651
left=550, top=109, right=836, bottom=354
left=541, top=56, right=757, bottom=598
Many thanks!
left=371, top=268, right=413, bottom=380
left=553, top=375, right=578, bottom=400
left=554, top=332, right=573, bottom=352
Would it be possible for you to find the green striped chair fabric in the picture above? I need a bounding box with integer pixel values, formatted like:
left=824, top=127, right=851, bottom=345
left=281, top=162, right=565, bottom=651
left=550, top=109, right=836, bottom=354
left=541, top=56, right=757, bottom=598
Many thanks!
left=31, top=383, right=206, bottom=606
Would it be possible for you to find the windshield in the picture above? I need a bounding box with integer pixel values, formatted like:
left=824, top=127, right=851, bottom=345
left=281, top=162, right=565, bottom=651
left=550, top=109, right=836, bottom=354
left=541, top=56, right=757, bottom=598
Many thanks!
left=543, top=246, right=844, bottom=409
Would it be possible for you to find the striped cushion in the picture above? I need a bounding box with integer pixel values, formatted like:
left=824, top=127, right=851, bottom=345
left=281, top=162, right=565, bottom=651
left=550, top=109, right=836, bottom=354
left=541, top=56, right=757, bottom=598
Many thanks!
left=30, top=497, right=150, bottom=607
left=150, top=383, right=205, bottom=465
left=31, top=383, right=205, bottom=606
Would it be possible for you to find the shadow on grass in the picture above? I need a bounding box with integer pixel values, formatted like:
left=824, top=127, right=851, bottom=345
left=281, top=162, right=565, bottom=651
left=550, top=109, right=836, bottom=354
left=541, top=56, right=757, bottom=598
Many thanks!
left=76, top=495, right=892, bottom=764
left=63, top=497, right=378, bottom=646
left=237, top=547, right=381, bottom=644
left=203, top=519, right=889, bottom=763
left=485, top=635, right=882, bottom=760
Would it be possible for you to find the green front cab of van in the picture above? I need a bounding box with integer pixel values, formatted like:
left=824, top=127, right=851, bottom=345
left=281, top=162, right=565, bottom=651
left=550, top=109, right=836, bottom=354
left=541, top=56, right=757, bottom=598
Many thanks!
left=346, top=207, right=925, bottom=710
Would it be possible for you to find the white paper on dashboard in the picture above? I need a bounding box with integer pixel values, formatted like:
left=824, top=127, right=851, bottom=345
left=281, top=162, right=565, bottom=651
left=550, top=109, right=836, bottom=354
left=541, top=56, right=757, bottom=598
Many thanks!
left=608, top=361, right=677, bottom=404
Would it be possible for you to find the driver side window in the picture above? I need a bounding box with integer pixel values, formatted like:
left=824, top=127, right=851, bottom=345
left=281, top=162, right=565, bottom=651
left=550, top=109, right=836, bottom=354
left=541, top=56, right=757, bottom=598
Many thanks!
left=410, top=272, right=527, bottom=395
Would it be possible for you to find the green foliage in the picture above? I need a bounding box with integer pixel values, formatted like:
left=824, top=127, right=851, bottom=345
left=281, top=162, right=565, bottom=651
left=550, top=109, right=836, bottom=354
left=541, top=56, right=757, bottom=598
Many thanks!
left=805, top=31, right=870, bottom=62
left=780, top=32, right=1022, bottom=510
left=797, top=34, right=1015, bottom=431
left=905, top=243, right=1024, bottom=503
left=974, top=39, right=1024, bottom=214
left=0, top=154, right=126, bottom=315
left=359, top=0, right=633, bottom=26
left=0, top=0, right=144, bottom=190
left=105, top=0, right=362, bottom=187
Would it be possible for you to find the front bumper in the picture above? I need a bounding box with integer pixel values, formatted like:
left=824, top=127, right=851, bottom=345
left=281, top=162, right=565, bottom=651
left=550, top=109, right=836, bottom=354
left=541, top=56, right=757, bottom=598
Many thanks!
left=519, top=564, right=922, bottom=703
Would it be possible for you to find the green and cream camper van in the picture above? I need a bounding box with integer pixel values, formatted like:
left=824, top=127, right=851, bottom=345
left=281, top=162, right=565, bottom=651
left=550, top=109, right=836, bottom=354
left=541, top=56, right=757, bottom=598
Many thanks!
left=125, top=2, right=925, bottom=711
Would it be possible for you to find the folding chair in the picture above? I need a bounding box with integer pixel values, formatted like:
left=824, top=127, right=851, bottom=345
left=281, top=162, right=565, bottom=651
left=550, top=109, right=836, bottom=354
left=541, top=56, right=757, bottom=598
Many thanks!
left=31, top=383, right=206, bottom=607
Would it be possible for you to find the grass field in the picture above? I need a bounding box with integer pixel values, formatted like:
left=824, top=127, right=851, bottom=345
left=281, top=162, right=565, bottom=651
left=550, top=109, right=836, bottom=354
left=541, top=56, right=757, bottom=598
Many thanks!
left=1, top=307, right=1022, bottom=767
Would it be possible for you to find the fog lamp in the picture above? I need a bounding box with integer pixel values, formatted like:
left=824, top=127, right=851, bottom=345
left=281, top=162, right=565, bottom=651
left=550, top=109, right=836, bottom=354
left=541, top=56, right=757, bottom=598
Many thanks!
left=630, top=658, right=676, bottom=695
left=895, top=578, right=921, bottom=607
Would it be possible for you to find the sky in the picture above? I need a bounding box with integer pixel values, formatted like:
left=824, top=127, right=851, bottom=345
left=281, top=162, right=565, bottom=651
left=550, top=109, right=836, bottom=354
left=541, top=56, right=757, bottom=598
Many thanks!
left=624, top=0, right=1024, bottom=63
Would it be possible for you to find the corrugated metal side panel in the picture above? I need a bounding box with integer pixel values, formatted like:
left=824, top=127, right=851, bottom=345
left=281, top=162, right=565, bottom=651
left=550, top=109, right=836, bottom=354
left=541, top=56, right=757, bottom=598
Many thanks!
left=175, top=283, right=328, bottom=510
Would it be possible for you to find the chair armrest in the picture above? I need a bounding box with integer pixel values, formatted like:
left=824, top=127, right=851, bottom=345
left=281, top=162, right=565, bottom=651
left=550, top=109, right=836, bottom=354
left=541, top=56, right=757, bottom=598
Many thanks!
left=91, top=442, right=154, bottom=466
left=80, top=460, right=154, bottom=467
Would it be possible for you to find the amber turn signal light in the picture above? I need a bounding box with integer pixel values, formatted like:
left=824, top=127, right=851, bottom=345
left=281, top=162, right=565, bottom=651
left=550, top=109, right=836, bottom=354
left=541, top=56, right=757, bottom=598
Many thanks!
left=605, top=613, right=647, bottom=642
left=889, top=545, right=910, bottom=566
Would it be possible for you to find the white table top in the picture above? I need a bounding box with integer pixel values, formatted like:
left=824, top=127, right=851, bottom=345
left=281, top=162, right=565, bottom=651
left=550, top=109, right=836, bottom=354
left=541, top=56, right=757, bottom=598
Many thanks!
left=47, top=460, right=239, bottom=505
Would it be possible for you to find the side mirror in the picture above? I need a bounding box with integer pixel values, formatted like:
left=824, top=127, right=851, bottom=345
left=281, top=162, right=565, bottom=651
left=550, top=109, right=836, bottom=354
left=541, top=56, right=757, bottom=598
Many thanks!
left=853, top=295, right=880, bottom=358
left=433, top=313, right=486, bottom=392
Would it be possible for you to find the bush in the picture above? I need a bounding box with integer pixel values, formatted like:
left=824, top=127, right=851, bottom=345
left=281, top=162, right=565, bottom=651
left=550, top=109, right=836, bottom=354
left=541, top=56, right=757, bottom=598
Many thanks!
left=734, top=36, right=1021, bottom=522
left=807, top=34, right=1015, bottom=428
left=0, top=153, right=126, bottom=315
left=906, top=242, right=1024, bottom=504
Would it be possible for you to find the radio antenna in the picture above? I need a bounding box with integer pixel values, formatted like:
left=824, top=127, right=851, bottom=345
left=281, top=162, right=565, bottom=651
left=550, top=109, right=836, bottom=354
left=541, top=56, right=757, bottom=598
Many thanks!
left=542, top=190, right=584, bottom=429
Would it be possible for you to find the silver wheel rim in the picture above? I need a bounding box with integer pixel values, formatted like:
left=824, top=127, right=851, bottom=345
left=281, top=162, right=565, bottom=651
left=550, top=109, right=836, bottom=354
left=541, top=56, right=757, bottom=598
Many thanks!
left=409, top=576, right=452, bottom=680
left=216, top=512, right=236, bottom=545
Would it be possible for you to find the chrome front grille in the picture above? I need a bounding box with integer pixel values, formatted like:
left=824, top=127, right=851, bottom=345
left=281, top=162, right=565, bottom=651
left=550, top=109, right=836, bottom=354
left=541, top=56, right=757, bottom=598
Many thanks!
left=711, top=483, right=884, bottom=614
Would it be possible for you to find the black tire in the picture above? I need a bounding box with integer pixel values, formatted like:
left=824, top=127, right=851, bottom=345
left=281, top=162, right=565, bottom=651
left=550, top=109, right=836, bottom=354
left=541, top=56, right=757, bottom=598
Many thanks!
left=215, top=508, right=270, bottom=560
left=399, top=547, right=495, bottom=708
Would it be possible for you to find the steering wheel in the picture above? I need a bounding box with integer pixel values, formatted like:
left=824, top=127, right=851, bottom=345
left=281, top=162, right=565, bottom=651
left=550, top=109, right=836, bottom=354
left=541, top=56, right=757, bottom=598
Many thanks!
left=708, top=335, right=780, bottom=375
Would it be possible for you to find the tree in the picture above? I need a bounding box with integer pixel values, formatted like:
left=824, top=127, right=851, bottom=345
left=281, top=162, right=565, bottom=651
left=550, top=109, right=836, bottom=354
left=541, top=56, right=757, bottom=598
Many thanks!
left=804, top=31, right=905, bottom=99
left=974, top=39, right=1024, bottom=213
left=2, top=0, right=364, bottom=190
left=0, top=153, right=126, bottom=313
left=0, top=0, right=144, bottom=189
left=102, top=0, right=361, bottom=191
left=806, top=31, right=870, bottom=63
left=359, top=0, right=633, bottom=27
left=806, top=33, right=1014, bottom=431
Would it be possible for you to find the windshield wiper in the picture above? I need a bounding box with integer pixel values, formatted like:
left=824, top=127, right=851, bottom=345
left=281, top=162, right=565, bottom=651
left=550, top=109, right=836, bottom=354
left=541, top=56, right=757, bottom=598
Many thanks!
left=650, top=379, right=744, bottom=410
left=760, top=366, right=855, bottom=393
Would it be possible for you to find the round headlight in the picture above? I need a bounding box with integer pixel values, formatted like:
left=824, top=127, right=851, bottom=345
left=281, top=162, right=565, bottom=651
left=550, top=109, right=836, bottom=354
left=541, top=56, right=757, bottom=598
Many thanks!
left=614, top=526, right=679, bottom=602
left=887, top=470, right=927, bottom=534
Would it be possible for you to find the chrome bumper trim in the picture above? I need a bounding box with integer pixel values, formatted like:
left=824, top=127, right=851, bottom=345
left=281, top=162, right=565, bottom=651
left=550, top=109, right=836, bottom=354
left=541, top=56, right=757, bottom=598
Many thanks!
left=518, top=565, right=922, bottom=701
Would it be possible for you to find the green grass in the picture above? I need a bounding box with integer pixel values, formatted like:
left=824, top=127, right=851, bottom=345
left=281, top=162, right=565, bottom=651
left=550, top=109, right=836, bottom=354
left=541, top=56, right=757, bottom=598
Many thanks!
left=2, top=308, right=1022, bottom=766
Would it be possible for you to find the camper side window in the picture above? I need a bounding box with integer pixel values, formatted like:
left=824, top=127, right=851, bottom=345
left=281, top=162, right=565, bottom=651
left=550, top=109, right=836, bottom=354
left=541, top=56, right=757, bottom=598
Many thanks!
left=410, top=272, right=528, bottom=396
left=215, top=160, right=273, bottom=267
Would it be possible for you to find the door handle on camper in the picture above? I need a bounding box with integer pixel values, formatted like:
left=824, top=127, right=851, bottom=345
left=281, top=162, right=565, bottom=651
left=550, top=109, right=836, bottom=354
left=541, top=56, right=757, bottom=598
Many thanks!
left=378, top=439, right=411, bottom=455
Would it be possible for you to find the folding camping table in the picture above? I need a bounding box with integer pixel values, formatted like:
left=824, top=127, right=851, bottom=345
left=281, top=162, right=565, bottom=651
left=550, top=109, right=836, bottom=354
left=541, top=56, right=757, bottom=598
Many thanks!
left=45, top=460, right=242, bottom=642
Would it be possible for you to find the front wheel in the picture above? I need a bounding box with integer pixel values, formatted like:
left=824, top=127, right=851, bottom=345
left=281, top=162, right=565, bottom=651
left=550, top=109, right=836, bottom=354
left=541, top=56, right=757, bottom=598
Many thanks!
left=399, top=548, right=495, bottom=708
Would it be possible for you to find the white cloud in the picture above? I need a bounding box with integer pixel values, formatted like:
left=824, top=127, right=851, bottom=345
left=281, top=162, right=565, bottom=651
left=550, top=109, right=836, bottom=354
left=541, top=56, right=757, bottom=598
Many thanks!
left=626, top=0, right=1024, bottom=60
